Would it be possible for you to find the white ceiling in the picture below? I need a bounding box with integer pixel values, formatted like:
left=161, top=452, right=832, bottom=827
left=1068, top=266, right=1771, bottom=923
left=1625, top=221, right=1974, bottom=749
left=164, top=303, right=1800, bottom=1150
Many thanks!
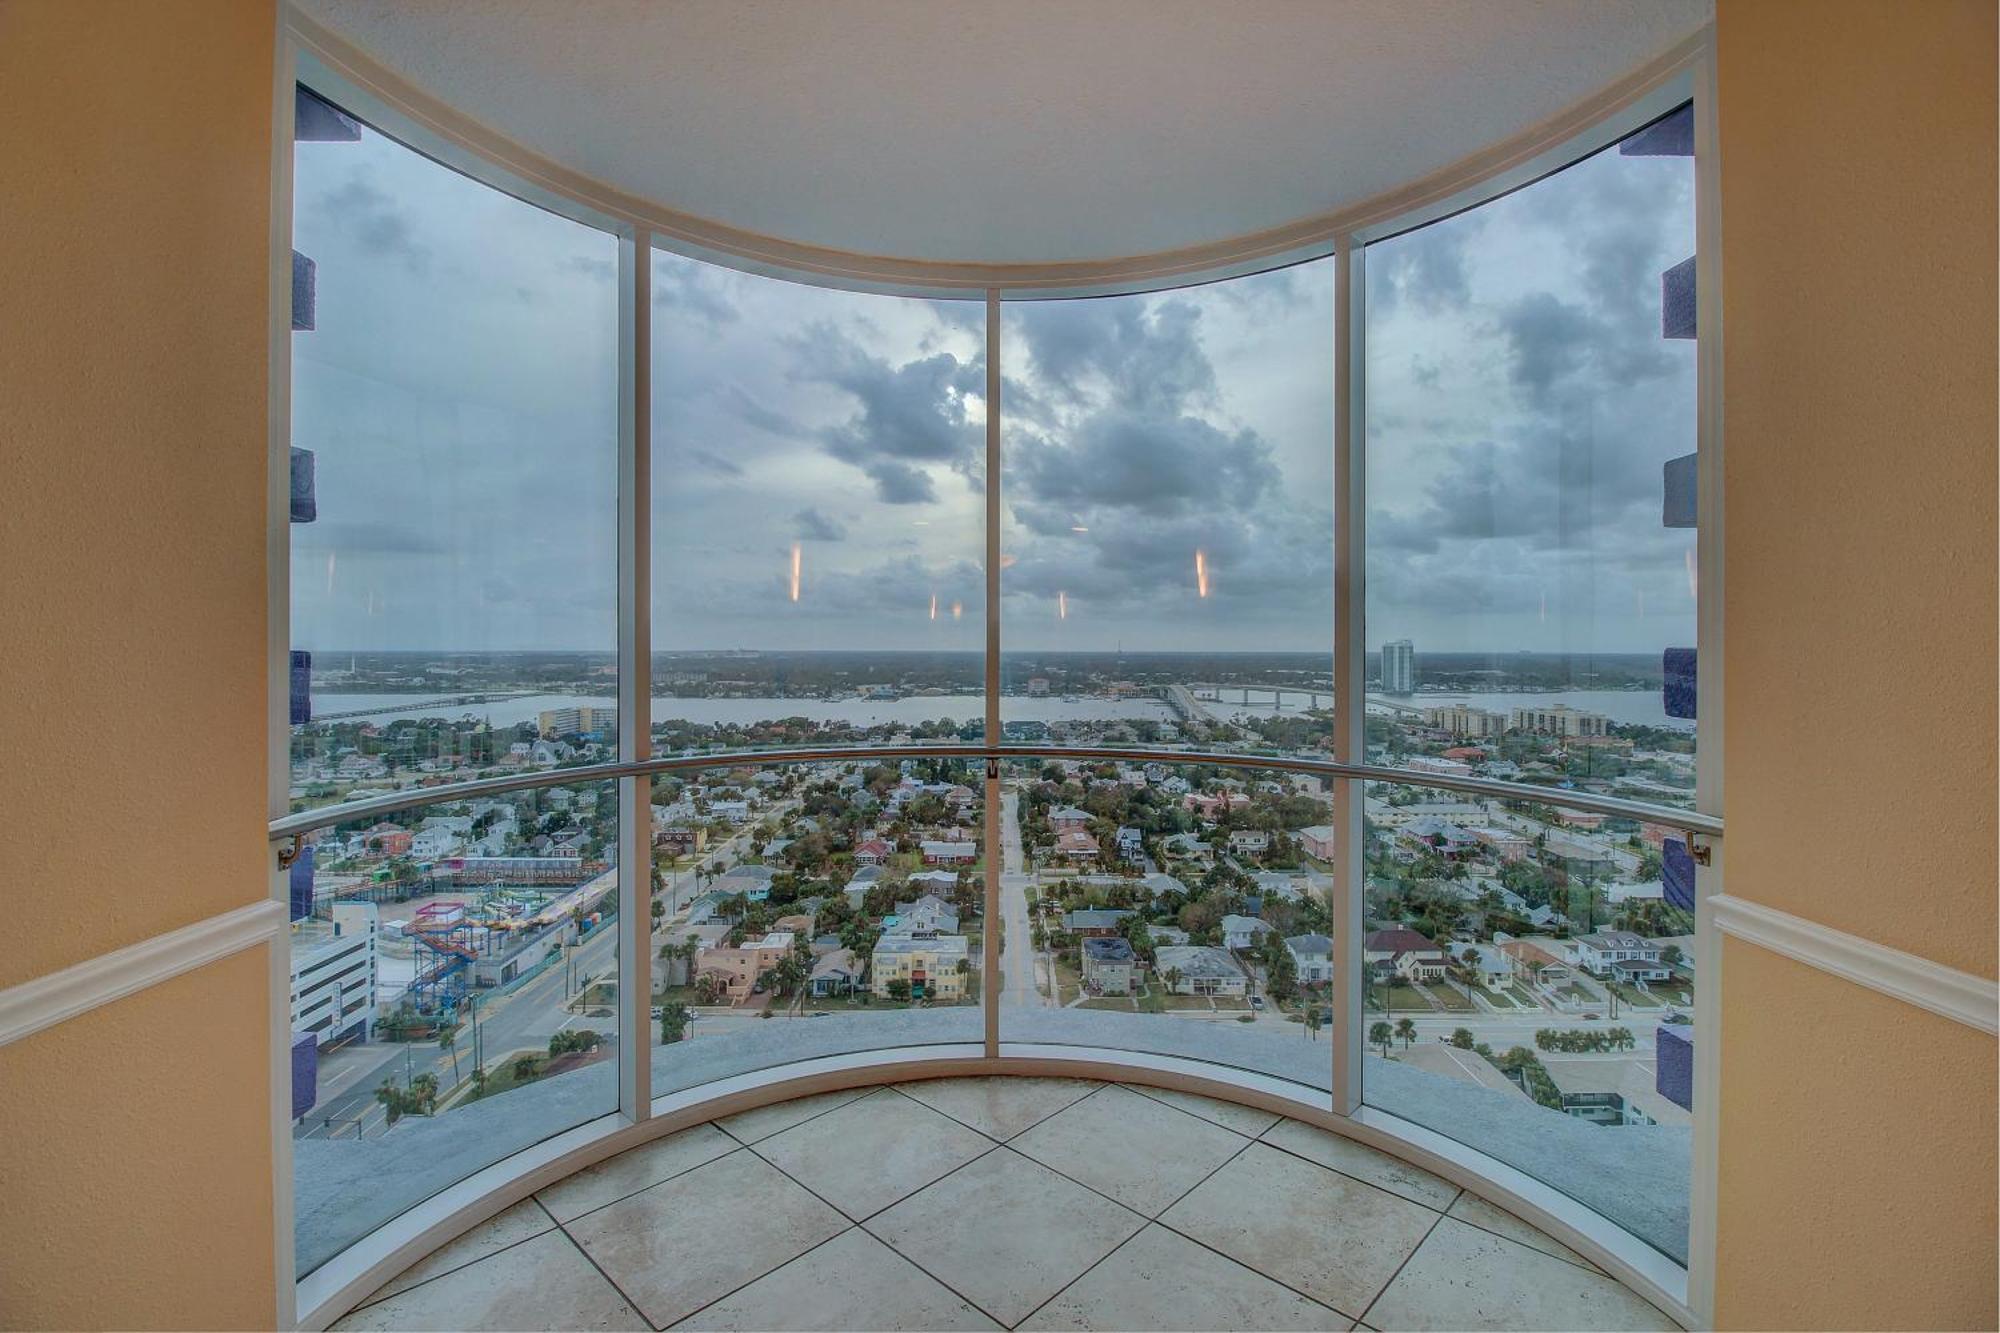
left=297, top=0, right=1710, bottom=267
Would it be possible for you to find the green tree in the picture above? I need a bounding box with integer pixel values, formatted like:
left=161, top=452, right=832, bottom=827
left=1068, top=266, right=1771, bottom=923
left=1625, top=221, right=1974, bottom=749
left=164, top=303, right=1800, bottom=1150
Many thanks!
left=1369, top=1021, right=1395, bottom=1056
left=886, top=977, right=912, bottom=1002
left=438, top=1024, right=460, bottom=1083
left=1395, top=1017, right=1417, bottom=1048
left=1449, top=1027, right=1475, bottom=1049
left=659, top=1002, right=690, bottom=1045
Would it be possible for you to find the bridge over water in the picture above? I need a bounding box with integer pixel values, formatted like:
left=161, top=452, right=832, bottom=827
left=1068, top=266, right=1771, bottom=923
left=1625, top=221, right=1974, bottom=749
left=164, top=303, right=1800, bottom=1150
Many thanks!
left=309, top=690, right=543, bottom=722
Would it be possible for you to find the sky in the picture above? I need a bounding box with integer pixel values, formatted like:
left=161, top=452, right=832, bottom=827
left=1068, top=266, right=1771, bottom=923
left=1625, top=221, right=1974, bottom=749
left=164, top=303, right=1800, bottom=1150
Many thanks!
left=291, top=102, right=1694, bottom=660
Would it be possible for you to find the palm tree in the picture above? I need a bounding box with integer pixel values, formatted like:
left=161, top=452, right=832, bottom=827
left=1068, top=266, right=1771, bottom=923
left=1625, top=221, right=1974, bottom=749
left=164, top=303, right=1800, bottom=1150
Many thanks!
left=438, top=1024, right=460, bottom=1084
left=1163, top=966, right=1183, bottom=995
left=1369, top=1021, right=1395, bottom=1056
left=1395, top=1017, right=1417, bottom=1048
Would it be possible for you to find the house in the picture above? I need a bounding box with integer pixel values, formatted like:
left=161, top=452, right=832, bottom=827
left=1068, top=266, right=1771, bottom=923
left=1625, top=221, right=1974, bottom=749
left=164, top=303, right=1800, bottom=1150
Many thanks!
left=1081, top=937, right=1137, bottom=995
left=712, top=864, right=777, bottom=902
left=1569, top=931, right=1672, bottom=982
left=1063, top=909, right=1132, bottom=937
left=1285, top=933, right=1334, bottom=984
left=843, top=865, right=880, bottom=910
left=1456, top=943, right=1516, bottom=990
left=1220, top=914, right=1272, bottom=950
left=1146, top=924, right=1191, bottom=946
left=1140, top=872, right=1188, bottom=900
left=1044, top=827, right=1096, bottom=860
left=1496, top=936, right=1574, bottom=993
left=656, top=825, right=706, bottom=857
left=363, top=824, right=412, bottom=858
left=1048, top=805, right=1092, bottom=833
left=1469, top=826, right=1531, bottom=863
left=1251, top=871, right=1309, bottom=903
left=906, top=869, right=961, bottom=894
left=888, top=894, right=959, bottom=935
left=685, top=891, right=732, bottom=926
left=1115, top=826, right=1144, bottom=861
left=1228, top=829, right=1270, bottom=855
left=1363, top=927, right=1447, bottom=981
left=1159, top=832, right=1211, bottom=861
left=1298, top=825, right=1337, bottom=860
left=410, top=827, right=461, bottom=860
left=1153, top=946, right=1247, bottom=997
left=1363, top=798, right=1487, bottom=829
left=920, top=839, right=977, bottom=866
left=810, top=949, right=864, bottom=997
left=693, top=931, right=797, bottom=1002
left=1607, top=880, right=1665, bottom=904
left=870, top=934, right=971, bottom=1000
left=1399, top=816, right=1476, bottom=857
left=854, top=838, right=893, bottom=866
left=708, top=799, right=751, bottom=822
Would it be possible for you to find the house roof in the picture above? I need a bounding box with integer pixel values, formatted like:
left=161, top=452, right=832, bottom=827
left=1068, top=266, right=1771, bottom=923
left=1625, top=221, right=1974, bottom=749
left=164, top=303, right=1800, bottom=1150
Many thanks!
left=1064, top=909, right=1133, bottom=929
left=1220, top=914, right=1271, bottom=934
left=1286, top=933, right=1333, bottom=955
left=1576, top=931, right=1653, bottom=950
left=1083, top=937, right=1135, bottom=962
left=1154, top=946, right=1244, bottom=980
left=1364, top=927, right=1440, bottom=955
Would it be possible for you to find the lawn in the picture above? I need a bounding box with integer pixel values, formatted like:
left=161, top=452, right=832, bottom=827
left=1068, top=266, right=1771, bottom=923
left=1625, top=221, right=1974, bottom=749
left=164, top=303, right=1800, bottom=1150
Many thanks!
left=1603, top=980, right=1664, bottom=1009
left=1366, top=983, right=1435, bottom=1012
left=1421, top=982, right=1475, bottom=1012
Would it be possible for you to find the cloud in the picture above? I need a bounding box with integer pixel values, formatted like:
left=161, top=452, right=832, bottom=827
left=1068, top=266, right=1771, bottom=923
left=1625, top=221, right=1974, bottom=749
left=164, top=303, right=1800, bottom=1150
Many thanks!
left=792, top=323, right=983, bottom=504
left=1010, top=409, right=1277, bottom=518
left=319, top=176, right=429, bottom=271
left=654, top=254, right=739, bottom=326
left=794, top=507, right=847, bottom=541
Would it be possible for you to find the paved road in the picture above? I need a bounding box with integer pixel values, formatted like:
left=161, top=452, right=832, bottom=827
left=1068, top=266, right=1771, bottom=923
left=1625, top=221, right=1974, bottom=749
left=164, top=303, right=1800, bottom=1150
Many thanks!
left=995, top=788, right=1047, bottom=1007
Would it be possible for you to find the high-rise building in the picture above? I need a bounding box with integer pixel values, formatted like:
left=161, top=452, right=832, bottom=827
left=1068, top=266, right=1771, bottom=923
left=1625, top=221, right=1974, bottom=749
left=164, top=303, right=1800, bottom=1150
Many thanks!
left=1381, top=639, right=1416, bottom=694
left=538, top=704, right=615, bottom=738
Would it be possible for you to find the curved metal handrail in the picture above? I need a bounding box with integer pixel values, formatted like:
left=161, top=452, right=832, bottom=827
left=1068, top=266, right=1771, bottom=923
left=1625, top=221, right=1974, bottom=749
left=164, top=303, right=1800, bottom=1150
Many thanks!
left=268, top=742, right=1721, bottom=841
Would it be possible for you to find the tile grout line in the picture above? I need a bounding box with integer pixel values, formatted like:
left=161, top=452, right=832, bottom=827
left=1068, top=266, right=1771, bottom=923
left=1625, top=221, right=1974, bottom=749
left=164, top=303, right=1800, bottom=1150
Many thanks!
left=713, top=1084, right=877, bottom=1149
left=552, top=1215, right=667, bottom=1330
left=1353, top=1204, right=1450, bottom=1329
left=648, top=1220, right=866, bottom=1331
left=542, top=1129, right=744, bottom=1229
left=888, top=1076, right=1105, bottom=1143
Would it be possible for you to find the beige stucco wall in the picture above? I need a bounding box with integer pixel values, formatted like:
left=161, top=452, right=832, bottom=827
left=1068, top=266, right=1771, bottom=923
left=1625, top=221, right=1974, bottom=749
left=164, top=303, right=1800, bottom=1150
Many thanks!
left=0, top=3, right=279, bottom=1329
left=1715, top=0, right=1998, bottom=1327
left=0, top=0, right=275, bottom=986
left=0, top=949, right=277, bottom=1329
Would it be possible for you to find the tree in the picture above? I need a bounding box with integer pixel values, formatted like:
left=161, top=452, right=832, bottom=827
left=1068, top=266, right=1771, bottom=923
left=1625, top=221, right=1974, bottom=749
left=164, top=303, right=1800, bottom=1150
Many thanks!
left=1263, top=937, right=1299, bottom=1003
left=1395, top=1017, right=1418, bottom=1048
left=1369, top=1021, right=1395, bottom=1056
left=1450, top=1027, right=1475, bottom=1049
left=438, top=1024, right=460, bottom=1083
left=659, top=1002, right=690, bottom=1045
left=886, top=978, right=912, bottom=1002
left=1303, top=1006, right=1322, bottom=1041
left=1162, top=966, right=1184, bottom=994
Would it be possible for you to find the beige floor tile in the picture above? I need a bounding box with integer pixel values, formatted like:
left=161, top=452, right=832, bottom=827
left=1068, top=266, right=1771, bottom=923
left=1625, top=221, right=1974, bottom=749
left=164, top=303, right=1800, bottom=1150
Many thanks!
left=537, top=1122, right=736, bottom=1222
left=866, top=1147, right=1144, bottom=1327
left=754, top=1087, right=995, bottom=1219
left=1159, top=1142, right=1439, bottom=1318
left=566, top=1150, right=848, bottom=1328
left=715, top=1087, right=869, bottom=1144
left=673, top=1226, right=1000, bottom=1331
left=1121, top=1083, right=1283, bottom=1137
left=332, top=1230, right=644, bottom=1332
left=1011, top=1084, right=1250, bottom=1216
left=361, top=1197, right=555, bottom=1304
left=1446, top=1192, right=1602, bottom=1272
left=896, top=1075, right=1099, bottom=1140
left=1262, top=1118, right=1461, bottom=1210
left=1020, top=1223, right=1352, bottom=1332
left=1363, top=1218, right=1677, bottom=1331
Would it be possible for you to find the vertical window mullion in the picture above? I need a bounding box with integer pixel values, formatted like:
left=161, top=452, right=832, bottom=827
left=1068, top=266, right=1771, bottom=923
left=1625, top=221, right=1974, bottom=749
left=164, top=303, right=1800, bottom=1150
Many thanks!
left=617, top=231, right=653, bottom=1121
left=983, top=288, right=1002, bottom=1059
left=1331, top=239, right=1366, bottom=1116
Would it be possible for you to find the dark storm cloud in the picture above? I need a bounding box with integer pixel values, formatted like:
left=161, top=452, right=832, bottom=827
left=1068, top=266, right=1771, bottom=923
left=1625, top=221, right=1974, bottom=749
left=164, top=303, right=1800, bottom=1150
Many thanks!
left=792, top=323, right=983, bottom=504
left=1496, top=293, right=1600, bottom=407
left=793, top=507, right=847, bottom=541
left=1013, top=297, right=1216, bottom=416
left=1010, top=410, right=1277, bottom=518
left=296, top=520, right=449, bottom=556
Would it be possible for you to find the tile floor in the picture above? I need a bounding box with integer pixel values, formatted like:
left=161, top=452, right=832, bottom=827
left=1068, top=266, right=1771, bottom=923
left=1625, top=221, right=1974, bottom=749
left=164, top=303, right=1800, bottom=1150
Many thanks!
left=332, top=1077, right=1680, bottom=1333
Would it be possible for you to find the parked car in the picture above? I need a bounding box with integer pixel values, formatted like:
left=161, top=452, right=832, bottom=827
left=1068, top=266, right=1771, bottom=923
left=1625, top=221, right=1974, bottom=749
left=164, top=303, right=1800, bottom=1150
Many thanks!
left=1249, top=996, right=1266, bottom=1011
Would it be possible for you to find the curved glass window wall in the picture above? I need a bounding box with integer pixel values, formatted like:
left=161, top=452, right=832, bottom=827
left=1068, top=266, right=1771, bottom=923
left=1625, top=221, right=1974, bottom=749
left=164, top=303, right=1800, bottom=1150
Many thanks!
left=279, top=74, right=1713, bottom=1315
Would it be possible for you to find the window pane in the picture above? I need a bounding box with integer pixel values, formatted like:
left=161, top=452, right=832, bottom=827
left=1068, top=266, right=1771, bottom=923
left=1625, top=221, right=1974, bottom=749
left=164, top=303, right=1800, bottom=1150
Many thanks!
left=651, top=252, right=985, bottom=755
left=648, top=760, right=983, bottom=1099
left=287, top=94, right=619, bottom=1277
left=996, top=262, right=1337, bottom=1094
left=1360, top=106, right=1699, bottom=1264
left=289, top=779, right=620, bottom=1276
